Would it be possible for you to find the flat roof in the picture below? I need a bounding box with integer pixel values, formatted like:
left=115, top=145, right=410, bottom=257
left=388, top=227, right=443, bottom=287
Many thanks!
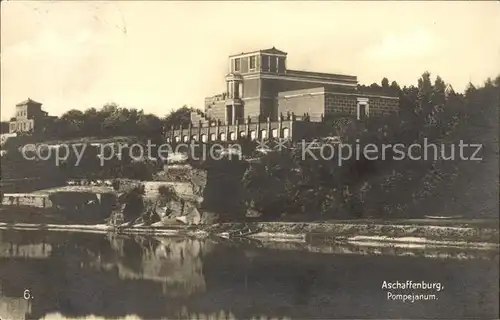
left=16, top=98, right=42, bottom=106
left=229, top=47, right=287, bottom=58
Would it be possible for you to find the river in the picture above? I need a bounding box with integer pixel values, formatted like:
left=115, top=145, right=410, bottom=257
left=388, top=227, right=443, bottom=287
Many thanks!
left=0, top=230, right=498, bottom=320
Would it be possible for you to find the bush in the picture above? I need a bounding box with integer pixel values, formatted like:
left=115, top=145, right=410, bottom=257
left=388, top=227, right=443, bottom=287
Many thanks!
left=112, top=179, right=120, bottom=191
left=158, top=185, right=178, bottom=202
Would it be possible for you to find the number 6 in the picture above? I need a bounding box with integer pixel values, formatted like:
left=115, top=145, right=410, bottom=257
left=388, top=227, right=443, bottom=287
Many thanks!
left=24, top=289, right=30, bottom=300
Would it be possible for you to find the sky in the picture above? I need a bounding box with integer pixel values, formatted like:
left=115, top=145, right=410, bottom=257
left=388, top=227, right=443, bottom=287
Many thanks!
left=1, top=1, right=499, bottom=121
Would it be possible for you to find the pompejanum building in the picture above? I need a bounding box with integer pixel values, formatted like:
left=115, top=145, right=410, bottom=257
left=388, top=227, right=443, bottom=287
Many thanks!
left=167, top=47, right=399, bottom=143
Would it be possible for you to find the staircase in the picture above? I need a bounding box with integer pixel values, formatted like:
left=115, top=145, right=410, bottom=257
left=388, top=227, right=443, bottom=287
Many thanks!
left=190, top=109, right=213, bottom=126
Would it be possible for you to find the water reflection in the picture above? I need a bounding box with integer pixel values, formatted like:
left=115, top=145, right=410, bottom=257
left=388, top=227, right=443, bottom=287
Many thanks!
left=0, top=230, right=498, bottom=320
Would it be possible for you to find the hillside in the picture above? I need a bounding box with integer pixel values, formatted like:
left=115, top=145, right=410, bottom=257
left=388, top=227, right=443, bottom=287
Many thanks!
left=414, top=88, right=499, bottom=217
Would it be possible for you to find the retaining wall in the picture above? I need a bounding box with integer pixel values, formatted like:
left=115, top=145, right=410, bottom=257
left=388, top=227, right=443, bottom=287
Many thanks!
left=1, top=193, right=53, bottom=208
left=116, top=179, right=195, bottom=200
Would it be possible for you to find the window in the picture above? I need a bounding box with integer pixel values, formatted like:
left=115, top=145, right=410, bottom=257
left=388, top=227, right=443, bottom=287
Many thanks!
left=260, top=129, right=267, bottom=140
left=249, top=56, right=256, bottom=70
left=278, top=57, right=286, bottom=72
left=269, top=56, right=276, bottom=72
left=237, top=82, right=243, bottom=98
left=262, top=56, right=269, bottom=71
left=234, top=59, right=240, bottom=72
left=282, top=128, right=289, bottom=138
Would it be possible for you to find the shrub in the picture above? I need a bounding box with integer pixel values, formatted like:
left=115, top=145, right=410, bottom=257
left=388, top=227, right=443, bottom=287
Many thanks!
left=158, top=185, right=178, bottom=202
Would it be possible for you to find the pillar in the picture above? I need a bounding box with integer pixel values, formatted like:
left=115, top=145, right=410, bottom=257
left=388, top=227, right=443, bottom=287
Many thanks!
left=256, top=119, right=260, bottom=141
left=198, top=120, right=202, bottom=141
left=267, top=117, right=271, bottom=139
left=234, top=119, right=239, bottom=140
left=232, top=104, right=236, bottom=125
left=245, top=116, right=250, bottom=138
left=216, top=120, right=220, bottom=141
left=278, top=115, right=283, bottom=139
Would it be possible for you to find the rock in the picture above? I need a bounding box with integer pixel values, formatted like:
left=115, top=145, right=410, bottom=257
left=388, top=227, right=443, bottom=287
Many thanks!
left=176, top=216, right=188, bottom=224
left=246, top=207, right=261, bottom=218
left=151, top=221, right=166, bottom=227
left=200, top=211, right=220, bottom=225
left=166, top=200, right=184, bottom=218
left=184, top=201, right=202, bottom=225
left=155, top=205, right=168, bottom=218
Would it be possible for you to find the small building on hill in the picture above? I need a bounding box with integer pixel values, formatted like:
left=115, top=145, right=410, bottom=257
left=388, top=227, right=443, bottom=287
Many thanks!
left=0, top=121, right=9, bottom=133
left=8, top=98, right=56, bottom=134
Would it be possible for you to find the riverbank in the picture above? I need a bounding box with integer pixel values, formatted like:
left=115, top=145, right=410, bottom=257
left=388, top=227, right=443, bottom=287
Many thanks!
left=0, top=216, right=498, bottom=251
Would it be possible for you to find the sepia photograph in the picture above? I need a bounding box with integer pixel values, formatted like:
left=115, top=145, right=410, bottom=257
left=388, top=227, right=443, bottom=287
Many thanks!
left=0, top=1, right=499, bottom=319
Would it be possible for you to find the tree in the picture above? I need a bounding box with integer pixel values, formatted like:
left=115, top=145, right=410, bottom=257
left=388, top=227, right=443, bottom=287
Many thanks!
left=465, top=82, right=476, bottom=98
left=415, top=71, right=433, bottom=117
left=164, top=105, right=193, bottom=130
left=60, top=109, right=85, bottom=137
left=381, top=77, right=389, bottom=89
left=484, top=77, right=494, bottom=88
left=417, top=71, right=433, bottom=98
left=82, top=107, right=104, bottom=136
left=390, top=81, right=400, bottom=92
left=101, top=106, right=132, bottom=136
left=137, top=113, right=162, bottom=137
left=494, top=75, right=500, bottom=88
left=433, top=75, right=446, bottom=105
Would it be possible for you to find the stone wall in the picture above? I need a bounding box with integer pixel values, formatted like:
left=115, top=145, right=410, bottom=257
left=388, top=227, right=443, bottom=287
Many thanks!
left=325, top=92, right=357, bottom=116
left=367, top=95, right=400, bottom=116
left=206, top=100, right=226, bottom=122
left=143, top=181, right=194, bottom=200
left=324, top=92, right=399, bottom=118
left=242, top=98, right=261, bottom=121
left=1, top=193, right=53, bottom=208
left=115, top=179, right=195, bottom=200
left=242, top=78, right=260, bottom=98
left=0, top=178, right=62, bottom=193
left=277, top=87, right=325, bottom=122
